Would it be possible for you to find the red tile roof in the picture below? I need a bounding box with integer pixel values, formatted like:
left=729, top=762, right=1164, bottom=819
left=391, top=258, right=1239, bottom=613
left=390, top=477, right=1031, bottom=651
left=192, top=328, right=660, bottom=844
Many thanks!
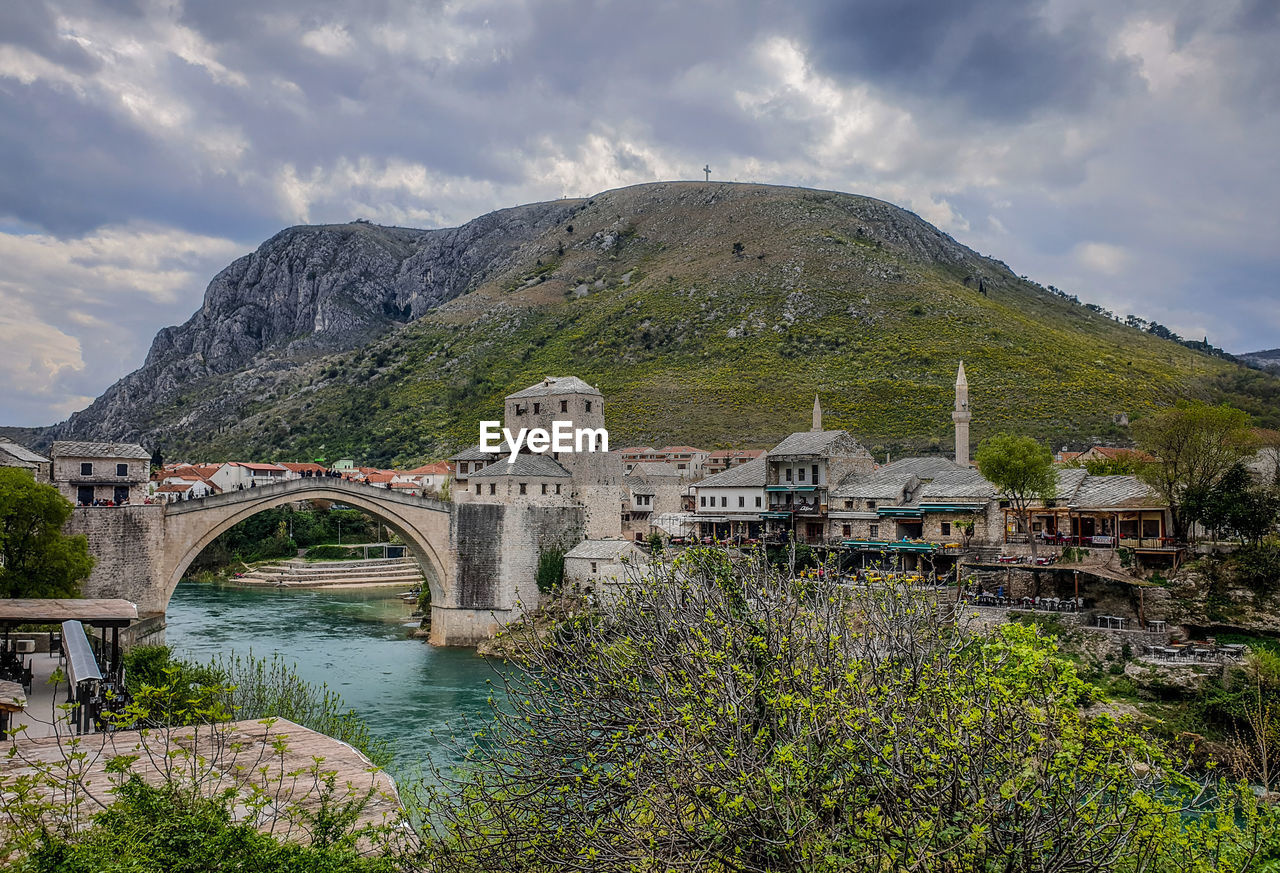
left=405, top=462, right=450, bottom=475
left=279, top=462, right=327, bottom=473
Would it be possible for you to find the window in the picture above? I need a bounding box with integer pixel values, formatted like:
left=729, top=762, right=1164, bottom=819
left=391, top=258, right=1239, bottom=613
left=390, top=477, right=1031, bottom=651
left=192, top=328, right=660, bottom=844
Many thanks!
left=844, top=499, right=853, bottom=509
left=515, top=404, right=526, bottom=415
left=700, top=496, right=706, bottom=507
left=116, top=463, right=128, bottom=476
left=519, top=483, right=527, bottom=495
left=590, top=562, right=598, bottom=573
left=475, top=484, right=481, bottom=494
left=869, top=524, right=879, bottom=537
left=677, top=463, right=686, bottom=469
left=533, top=402, right=540, bottom=414
left=555, top=484, right=561, bottom=494
left=585, top=400, right=593, bottom=412
left=460, top=462, right=468, bottom=474
left=77, top=485, right=93, bottom=505
left=785, top=468, right=793, bottom=482
left=812, top=464, right=819, bottom=483
left=738, top=495, right=745, bottom=507
left=798, top=467, right=806, bottom=482
left=867, top=500, right=876, bottom=510
left=80, top=462, right=93, bottom=476
left=755, top=496, right=762, bottom=508
left=560, top=400, right=568, bottom=412
left=941, top=521, right=951, bottom=536
left=489, top=483, right=496, bottom=495
left=842, top=524, right=852, bottom=537
left=541, top=483, right=548, bottom=495
left=721, top=496, right=727, bottom=507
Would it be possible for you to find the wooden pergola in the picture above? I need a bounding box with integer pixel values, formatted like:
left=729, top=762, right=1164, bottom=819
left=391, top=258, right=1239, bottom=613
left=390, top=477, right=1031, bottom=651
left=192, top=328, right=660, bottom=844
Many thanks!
left=0, top=599, right=137, bottom=676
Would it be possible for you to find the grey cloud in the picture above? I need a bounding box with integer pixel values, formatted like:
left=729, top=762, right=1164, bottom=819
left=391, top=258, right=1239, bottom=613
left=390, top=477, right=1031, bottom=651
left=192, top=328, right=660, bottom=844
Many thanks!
left=0, top=1, right=99, bottom=72
left=801, top=0, right=1138, bottom=121
left=0, top=0, right=1277, bottom=426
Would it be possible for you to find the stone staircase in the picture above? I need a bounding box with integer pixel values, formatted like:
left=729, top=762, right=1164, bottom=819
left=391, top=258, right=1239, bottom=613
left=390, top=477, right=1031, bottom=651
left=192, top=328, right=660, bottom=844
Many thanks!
left=235, top=556, right=424, bottom=589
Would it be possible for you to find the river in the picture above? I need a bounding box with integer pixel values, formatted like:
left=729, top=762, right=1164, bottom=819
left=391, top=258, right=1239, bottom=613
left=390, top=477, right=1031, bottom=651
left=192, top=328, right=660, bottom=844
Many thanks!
left=164, top=579, right=502, bottom=782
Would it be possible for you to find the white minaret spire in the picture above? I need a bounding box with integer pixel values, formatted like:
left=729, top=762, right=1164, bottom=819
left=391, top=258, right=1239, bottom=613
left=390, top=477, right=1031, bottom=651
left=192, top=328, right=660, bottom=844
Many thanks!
left=811, top=394, right=823, bottom=432
left=953, top=361, right=971, bottom=467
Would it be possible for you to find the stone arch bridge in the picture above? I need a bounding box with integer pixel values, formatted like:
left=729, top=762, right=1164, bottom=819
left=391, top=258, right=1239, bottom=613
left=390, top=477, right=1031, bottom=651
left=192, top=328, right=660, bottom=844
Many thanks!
left=68, top=477, right=583, bottom=646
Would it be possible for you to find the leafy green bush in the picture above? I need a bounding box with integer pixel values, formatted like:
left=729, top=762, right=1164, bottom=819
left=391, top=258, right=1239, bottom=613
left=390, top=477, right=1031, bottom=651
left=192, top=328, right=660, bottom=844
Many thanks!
left=119, top=646, right=389, bottom=768
left=423, top=546, right=1278, bottom=871
left=25, top=777, right=397, bottom=873
left=305, top=544, right=361, bottom=560
left=535, top=547, right=565, bottom=594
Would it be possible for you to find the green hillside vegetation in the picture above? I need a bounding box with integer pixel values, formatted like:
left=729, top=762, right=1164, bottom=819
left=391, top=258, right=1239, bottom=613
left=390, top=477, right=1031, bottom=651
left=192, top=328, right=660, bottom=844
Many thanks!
left=134, top=184, right=1279, bottom=466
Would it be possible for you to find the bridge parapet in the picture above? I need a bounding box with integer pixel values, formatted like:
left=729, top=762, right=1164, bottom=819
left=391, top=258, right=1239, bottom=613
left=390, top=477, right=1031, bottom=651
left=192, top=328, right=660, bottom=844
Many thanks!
left=163, top=476, right=454, bottom=517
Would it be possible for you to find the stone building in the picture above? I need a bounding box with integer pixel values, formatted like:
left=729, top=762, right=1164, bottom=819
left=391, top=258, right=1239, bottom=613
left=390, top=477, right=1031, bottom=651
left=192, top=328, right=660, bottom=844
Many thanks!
left=50, top=441, right=151, bottom=506
left=623, top=464, right=690, bottom=541
left=693, top=455, right=767, bottom=541
left=564, top=539, right=647, bottom=598
left=761, top=399, right=876, bottom=543
left=463, top=454, right=574, bottom=506
left=0, top=439, right=51, bottom=482
left=452, top=376, right=624, bottom=539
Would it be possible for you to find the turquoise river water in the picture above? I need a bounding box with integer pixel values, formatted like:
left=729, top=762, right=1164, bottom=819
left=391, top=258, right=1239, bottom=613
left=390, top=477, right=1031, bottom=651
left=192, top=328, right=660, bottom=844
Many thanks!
left=164, top=579, right=503, bottom=781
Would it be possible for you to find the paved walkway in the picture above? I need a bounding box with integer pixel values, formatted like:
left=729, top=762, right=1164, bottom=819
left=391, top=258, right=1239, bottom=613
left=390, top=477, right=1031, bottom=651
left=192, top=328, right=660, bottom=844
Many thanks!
left=9, top=653, right=73, bottom=739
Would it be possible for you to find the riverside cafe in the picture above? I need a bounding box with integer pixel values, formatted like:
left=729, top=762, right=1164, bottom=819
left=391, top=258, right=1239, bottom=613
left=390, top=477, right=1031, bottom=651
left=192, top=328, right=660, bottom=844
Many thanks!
left=0, top=599, right=138, bottom=735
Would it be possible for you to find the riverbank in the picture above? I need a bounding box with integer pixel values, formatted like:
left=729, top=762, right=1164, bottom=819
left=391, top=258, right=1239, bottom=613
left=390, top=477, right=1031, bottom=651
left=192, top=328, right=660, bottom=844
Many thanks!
left=224, top=556, right=426, bottom=591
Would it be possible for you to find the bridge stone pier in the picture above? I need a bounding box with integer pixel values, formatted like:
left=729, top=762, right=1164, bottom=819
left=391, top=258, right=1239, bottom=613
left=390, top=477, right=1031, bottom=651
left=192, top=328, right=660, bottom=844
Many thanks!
left=66, top=477, right=582, bottom=646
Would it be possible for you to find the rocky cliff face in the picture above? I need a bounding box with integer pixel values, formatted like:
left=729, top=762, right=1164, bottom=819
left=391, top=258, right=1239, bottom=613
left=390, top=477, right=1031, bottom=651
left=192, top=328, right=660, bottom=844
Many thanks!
left=58, top=200, right=579, bottom=442
left=52, top=181, right=1277, bottom=460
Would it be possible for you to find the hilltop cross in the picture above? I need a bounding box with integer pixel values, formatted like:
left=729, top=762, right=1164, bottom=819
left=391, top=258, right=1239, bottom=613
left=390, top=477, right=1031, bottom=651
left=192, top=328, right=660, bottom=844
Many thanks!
left=703, top=164, right=710, bottom=182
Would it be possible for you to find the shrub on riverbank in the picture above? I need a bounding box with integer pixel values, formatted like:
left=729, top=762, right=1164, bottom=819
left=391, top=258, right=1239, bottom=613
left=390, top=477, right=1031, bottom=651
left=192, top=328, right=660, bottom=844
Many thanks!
left=422, top=546, right=1280, bottom=871
left=119, top=646, right=390, bottom=768
left=22, top=777, right=398, bottom=873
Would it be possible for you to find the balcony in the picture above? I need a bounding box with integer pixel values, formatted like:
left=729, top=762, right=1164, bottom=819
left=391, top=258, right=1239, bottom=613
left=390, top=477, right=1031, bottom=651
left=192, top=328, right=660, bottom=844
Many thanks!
left=769, top=499, right=821, bottom=515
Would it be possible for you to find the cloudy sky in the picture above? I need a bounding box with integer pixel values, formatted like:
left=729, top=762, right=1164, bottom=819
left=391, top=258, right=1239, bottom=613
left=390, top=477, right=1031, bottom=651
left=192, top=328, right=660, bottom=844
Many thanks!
left=2, top=0, right=1278, bottom=426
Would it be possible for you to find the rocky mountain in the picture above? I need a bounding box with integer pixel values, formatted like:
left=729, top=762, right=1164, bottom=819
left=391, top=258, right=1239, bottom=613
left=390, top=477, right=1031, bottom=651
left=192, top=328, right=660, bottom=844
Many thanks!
left=51, top=182, right=1280, bottom=464
left=1239, top=349, right=1280, bottom=374
left=58, top=201, right=578, bottom=441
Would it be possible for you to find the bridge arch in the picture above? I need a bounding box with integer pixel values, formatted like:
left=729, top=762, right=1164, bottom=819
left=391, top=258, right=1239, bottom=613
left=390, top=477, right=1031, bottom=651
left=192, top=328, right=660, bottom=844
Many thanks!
left=160, top=479, right=454, bottom=614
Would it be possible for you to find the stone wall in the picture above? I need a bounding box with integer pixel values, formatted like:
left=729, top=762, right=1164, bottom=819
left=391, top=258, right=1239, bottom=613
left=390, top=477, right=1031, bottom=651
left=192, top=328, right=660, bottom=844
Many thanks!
left=437, top=502, right=583, bottom=645
left=65, top=505, right=166, bottom=613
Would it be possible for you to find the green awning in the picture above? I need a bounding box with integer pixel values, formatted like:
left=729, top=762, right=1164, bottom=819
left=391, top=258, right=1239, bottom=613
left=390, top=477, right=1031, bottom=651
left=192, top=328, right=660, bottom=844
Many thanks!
left=877, top=507, right=923, bottom=518
left=759, top=511, right=793, bottom=519
left=842, top=540, right=939, bottom=552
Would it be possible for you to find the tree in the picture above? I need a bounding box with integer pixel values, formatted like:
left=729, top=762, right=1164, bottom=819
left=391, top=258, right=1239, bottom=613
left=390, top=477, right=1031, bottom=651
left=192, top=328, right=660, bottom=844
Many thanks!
left=975, top=433, right=1055, bottom=558
left=1185, top=462, right=1279, bottom=545
left=423, top=548, right=1275, bottom=871
left=1134, top=402, right=1256, bottom=542
left=0, top=468, right=94, bottom=598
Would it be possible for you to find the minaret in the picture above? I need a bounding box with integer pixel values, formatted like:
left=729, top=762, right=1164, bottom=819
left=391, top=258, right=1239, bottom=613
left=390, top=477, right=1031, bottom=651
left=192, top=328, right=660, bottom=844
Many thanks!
left=953, top=361, right=971, bottom=467
left=811, top=394, right=823, bottom=432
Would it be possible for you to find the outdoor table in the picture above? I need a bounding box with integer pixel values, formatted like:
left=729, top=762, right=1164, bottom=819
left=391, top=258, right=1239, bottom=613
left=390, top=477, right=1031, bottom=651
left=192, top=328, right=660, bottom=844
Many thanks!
left=0, top=679, right=26, bottom=740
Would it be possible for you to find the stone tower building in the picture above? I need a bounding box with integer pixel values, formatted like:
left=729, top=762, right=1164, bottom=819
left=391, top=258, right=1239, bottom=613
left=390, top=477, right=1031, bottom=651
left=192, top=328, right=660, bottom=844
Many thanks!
left=502, top=376, right=623, bottom=538
left=952, top=361, right=971, bottom=467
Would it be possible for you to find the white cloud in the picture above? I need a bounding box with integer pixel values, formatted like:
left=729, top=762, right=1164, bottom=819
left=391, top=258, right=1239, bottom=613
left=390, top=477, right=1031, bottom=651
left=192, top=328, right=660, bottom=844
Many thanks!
left=301, top=24, right=354, bottom=57
left=0, top=223, right=243, bottom=424
left=1075, top=242, right=1130, bottom=276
